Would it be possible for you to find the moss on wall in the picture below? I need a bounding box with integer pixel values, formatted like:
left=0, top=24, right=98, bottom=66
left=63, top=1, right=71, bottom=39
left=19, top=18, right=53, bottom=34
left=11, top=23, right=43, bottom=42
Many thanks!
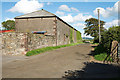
left=76, top=31, right=82, bottom=42
left=70, top=28, right=82, bottom=43
left=70, top=28, right=73, bottom=43
left=72, top=28, right=74, bottom=42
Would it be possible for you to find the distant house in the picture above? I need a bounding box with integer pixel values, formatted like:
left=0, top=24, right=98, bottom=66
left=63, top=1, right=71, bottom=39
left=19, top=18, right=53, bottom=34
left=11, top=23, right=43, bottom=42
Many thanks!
left=15, top=9, right=81, bottom=45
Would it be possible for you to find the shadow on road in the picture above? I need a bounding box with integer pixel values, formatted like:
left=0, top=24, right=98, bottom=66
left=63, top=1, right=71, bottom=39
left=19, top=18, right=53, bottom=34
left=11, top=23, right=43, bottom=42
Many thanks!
left=63, top=44, right=120, bottom=79
left=91, top=45, right=97, bottom=48
left=62, top=62, right=120, bottom=79
left=88, top=45, right=97, bottom=56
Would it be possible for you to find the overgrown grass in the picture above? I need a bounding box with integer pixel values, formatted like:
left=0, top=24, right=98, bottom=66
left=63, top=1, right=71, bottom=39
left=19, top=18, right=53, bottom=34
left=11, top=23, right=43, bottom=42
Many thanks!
left=26, top=42, right=83, bottom=56
left=93, top=44, right=107, bottom=61
left=94, top=53, right=107, bottom=61
left=94, top=44, right=107, bottom=55
left=93, top=44, right=112, bottom=61
left=91, top=43, right=99, bottom=45
left=94, top=53, right=113, bottom=61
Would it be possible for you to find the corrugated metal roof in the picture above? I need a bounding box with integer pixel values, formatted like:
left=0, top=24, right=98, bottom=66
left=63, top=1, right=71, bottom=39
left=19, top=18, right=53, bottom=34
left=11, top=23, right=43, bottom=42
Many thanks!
left=15, top=9, right=56, bottom=19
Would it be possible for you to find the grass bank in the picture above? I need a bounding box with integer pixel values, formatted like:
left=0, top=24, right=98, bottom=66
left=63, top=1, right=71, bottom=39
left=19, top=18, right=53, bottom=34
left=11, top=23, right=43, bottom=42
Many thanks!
left=26, top=42, right=83, bottom=56
left=93, top=44, right=112, bottom=61
left=94, top=53, right=107, bottom=61
left=94, top=53, right=112, bottom=61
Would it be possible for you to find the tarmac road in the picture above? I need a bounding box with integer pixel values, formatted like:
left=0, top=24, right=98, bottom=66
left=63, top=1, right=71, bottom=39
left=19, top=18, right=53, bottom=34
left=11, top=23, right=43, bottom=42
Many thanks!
left=2, top=44, right=91, bottom=78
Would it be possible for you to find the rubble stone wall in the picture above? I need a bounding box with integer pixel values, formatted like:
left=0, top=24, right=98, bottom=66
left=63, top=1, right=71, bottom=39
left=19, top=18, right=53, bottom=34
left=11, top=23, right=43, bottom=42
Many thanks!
left=27, top=33, right=56, bottom=51
left=1, top=32, right=56, bottom=55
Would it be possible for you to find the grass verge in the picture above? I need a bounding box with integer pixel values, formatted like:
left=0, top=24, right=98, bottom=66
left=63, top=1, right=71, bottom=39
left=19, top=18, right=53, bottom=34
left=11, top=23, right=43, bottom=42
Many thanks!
left=94, top=53, right=113, bottom=61
left=91, top=43, right=99, bottom=45
left=93, top=44, right=112, bottom=61
left=94, top=53, right=107, bottom=61
left=93, top=44, right=107, bottom=61
left=26, top=42, right=83, bottom=56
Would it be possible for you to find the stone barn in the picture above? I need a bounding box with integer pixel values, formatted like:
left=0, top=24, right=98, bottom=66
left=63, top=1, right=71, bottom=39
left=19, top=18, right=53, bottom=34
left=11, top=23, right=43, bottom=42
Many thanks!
left=15, top=9, right=81, bottom=46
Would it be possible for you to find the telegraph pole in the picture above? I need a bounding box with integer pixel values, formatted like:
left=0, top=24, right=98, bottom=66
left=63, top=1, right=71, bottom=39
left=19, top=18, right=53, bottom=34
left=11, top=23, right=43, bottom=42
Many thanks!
left=98, top=9, right=101, bottom=43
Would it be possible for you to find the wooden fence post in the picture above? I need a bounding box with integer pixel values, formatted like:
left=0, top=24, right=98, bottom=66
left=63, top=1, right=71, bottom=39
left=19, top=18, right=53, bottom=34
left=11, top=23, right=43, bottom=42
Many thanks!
left=104, top=40, right=119, bottom=63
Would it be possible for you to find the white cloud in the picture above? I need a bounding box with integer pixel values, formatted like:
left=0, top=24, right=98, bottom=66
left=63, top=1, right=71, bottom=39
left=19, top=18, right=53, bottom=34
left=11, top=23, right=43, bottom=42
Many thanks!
left=93, top=7, right=108, bottom=18
left=5, top=18, right=15, bottom=21
left=56, top=11, right=64, bottom=16
left=93, top=1, right=120, bottom=18
left=73, top=23, right=85, bottom=28
left=60, top=13, right=93, bottom=23
left=8, top=0, right=44, bottom=14
left=58, top=5, right=80, bottom=12
left=71, top=7, right=79, bottom=12
left=73, top=13, right=93, bottom=22
left=82, top=34, right=94, bottom=39
left=59, top=5, right=71, bottom=12
left=60, top=14, right=74, bottom=23
left=47, top=2, right=52, bottom=5
left=105, top=19, right=120, bottom=29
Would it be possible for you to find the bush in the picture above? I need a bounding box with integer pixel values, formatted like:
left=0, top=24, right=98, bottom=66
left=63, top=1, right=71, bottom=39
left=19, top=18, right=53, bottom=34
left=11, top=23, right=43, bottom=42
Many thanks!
left=93, top=26, right=120, bottom=61
left=94, top=44, right=107, bottom=56
left=101, top=26, right=120, bottom=53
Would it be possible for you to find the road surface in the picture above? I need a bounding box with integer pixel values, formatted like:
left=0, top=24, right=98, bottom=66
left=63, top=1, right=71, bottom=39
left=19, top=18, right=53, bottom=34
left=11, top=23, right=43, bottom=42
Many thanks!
left=2, top=44, right=91, bottom=78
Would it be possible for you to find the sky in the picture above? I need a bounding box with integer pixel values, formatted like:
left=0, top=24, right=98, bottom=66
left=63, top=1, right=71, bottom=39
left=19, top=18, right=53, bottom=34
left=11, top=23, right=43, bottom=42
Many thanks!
left=0, top=0, right=120, bottom=38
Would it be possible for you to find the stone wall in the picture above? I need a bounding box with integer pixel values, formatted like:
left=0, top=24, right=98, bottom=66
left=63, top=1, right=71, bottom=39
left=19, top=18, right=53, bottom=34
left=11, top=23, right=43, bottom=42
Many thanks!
left=57, top=19, right=70, bottom=45
left=27, top=33, right=56, bottom=51
left=2, top=32, right=56, bottom=55
left=2, top=33, right=26, bottom=55
left=57, top=18, right=77, bottom=45
left=73, top=30, right=77, bottom=43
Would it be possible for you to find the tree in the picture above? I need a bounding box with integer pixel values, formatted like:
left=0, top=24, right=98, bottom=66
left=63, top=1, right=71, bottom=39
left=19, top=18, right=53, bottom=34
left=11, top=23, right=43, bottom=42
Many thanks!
left=2, top=20, right=15, bottom=30
left=84, top=18, right=106, bottom=43
left=101, top=26, right=120, bottom=53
